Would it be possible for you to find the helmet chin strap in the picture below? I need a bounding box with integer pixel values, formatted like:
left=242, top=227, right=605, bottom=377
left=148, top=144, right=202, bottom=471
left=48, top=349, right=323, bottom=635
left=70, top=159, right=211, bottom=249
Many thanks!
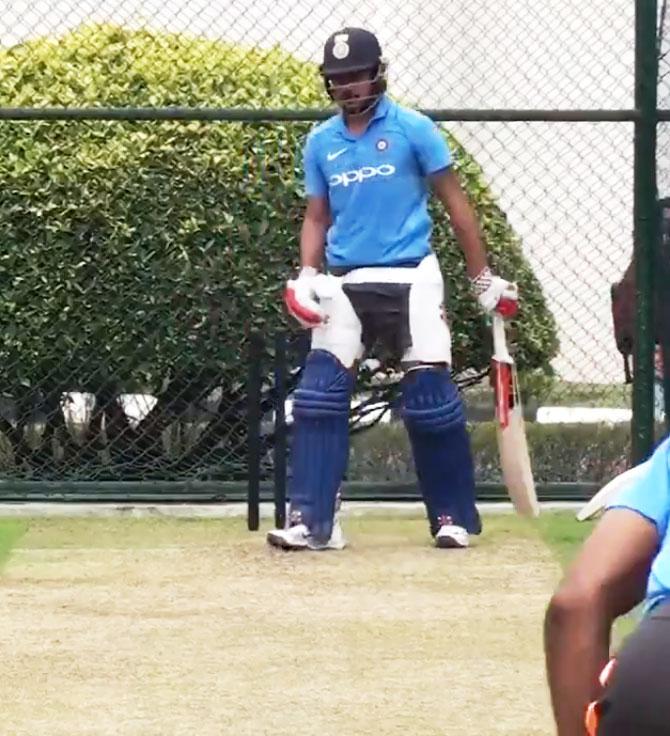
left=325, top=64, right=387, bottom=119
left=339, top=92, right=382, bottom=119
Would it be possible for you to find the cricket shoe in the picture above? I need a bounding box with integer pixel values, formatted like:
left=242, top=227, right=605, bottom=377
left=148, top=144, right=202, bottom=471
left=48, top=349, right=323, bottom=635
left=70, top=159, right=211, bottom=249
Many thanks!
left=266, top=519, right=347, bottom=551
left=434, top=516, right=469, bottom=549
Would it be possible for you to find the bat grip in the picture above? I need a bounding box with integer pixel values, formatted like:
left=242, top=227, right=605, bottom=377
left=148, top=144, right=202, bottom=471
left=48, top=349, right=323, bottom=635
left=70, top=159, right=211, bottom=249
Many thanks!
left=492, top=313, right=513, bottom=363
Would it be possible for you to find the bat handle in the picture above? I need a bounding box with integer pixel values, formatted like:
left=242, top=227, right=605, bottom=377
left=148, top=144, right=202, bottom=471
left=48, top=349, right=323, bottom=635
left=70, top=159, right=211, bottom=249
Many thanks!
left=492, top=313, right=513, bottom=364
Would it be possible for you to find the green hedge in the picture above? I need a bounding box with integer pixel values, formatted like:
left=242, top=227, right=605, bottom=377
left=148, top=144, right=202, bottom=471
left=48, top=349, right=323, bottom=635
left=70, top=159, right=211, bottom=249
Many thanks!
left=0, top=24, right=558, bottom=479
left=0, top=24, right=557, bottom=393
left=349, top=421, right=633, bottom=484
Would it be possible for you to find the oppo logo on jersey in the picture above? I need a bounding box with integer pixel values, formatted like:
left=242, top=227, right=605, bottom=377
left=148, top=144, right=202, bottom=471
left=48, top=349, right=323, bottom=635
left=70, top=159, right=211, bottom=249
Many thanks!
left=329, top=164, right=396, bottom=188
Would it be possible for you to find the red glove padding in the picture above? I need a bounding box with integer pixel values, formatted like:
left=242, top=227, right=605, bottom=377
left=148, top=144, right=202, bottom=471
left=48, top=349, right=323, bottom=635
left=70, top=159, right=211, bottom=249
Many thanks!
left=496, top=295, right=518, bottom=318
left=283, top=267, right=325, bottom=328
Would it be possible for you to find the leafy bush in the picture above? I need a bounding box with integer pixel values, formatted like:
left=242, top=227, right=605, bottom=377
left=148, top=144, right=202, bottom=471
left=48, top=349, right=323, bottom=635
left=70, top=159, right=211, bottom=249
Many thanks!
left=349, top=421, right=632, bottom=484
left=0, top=25, right=558, bottom=479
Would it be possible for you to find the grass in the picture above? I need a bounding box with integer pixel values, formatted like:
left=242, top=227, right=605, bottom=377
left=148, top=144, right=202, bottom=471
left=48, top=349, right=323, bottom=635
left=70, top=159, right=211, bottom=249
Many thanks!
left=0, top=510, right=644, bottom=734
left=0, top=519, right=26, bottom=569
left=535, top=511, right=595, bottom=568
left=0, top=512, right=559, bottom=736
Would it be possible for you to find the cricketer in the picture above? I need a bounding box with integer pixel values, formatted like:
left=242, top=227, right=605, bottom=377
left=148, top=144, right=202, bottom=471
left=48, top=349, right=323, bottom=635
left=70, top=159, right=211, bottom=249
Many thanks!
left=267, top=27, right=518, bottom=552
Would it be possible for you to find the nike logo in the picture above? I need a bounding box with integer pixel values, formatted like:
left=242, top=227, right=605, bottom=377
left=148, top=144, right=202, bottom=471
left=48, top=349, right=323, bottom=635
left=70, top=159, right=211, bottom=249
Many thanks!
left=327, top=147, right=347, bottom=161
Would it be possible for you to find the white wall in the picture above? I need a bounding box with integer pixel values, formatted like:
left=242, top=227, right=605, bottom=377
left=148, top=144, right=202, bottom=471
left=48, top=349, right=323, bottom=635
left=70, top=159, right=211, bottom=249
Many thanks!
left=0, top=0, right=640, bottom=383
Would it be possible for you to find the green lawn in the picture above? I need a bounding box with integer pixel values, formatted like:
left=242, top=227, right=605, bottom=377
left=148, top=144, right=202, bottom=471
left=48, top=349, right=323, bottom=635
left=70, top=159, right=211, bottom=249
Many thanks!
left=0, top=510, right=562, bottom=736
left=0, top=519, right=26, bottom=569
left=0, top=509, right=642, bottom=736
left=536, top=511, right=595, bottom=567
left=0, top=507, right=621, bottom=578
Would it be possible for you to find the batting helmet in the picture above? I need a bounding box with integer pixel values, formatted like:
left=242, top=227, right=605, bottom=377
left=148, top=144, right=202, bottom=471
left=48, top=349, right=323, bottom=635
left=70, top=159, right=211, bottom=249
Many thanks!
left=320, top=28, right=387, bottom=112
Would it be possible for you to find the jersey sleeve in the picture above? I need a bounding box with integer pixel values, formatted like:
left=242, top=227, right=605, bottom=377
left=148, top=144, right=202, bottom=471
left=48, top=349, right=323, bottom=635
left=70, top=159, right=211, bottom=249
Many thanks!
left=606, top=437, right=670, bottom=538
left=408, top=114, right=453, bottom=176
left=303, top=131, right=327, bottom=198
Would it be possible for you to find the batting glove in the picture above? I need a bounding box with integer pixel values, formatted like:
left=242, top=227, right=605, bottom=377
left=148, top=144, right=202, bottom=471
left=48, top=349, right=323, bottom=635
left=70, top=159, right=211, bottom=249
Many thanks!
left=284, top=266, right=325, bottom=328
left=470, top=267, right=519, bottom=317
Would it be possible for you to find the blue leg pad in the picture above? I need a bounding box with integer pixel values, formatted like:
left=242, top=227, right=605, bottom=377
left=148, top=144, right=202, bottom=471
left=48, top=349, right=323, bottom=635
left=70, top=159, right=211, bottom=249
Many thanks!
left=401, top=368, right=481, bottom=535
left=289, top=350, right=353, bottom=544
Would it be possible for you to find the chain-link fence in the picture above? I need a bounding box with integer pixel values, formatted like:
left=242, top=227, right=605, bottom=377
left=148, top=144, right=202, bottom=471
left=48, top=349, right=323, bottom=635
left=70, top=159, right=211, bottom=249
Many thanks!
left=0, top=0, right=663, bottom=497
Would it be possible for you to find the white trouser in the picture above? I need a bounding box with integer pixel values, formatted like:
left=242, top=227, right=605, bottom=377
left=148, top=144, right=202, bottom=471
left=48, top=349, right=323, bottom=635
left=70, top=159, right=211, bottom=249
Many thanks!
left=309, top=254, right=452, bottom=369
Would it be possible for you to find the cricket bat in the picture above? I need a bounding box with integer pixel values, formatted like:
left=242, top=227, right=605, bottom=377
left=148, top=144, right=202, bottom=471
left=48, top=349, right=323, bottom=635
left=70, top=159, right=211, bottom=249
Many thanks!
left=575, top=461, right=650, bottom=522
left=492, top=309, right=540, bottom=517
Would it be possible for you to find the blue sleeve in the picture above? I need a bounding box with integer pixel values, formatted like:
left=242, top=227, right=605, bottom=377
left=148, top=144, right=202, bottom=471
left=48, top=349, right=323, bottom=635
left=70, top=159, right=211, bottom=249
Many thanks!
left=408, top=114, right=453, bottom=176
left=607, top=437, right=670, bottom=537
left=303, top=131, right=327, bottom=198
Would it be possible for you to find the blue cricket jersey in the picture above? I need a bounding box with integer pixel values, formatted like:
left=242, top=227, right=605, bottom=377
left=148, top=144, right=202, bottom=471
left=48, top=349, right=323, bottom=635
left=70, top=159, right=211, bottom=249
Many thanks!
left=607, top=435, right=670, bottom=615
left=302, top=95, right=453, bottom=269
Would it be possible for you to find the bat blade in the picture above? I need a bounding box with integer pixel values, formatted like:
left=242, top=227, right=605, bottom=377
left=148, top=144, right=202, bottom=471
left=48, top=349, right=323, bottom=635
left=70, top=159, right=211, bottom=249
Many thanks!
left=494, top=358, right=540, bottom=517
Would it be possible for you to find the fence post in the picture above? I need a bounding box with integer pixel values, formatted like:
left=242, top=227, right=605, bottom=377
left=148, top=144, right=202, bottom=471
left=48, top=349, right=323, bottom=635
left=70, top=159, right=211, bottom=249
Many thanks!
left=632, top=0, right=659, bottom=462
left=246, top=332, right=264, bottom=531
left=659, top=200, right=670, bottom=433
left=273, top=332, right=288, bottom=529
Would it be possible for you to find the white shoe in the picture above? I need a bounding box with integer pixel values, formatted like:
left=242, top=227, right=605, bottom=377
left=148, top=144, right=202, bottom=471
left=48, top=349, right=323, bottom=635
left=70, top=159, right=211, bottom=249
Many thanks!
left=435, top=523, right=469, bottom=549
left=266, top=523, right=310, bottom=550
left=266, top=519, right=347, bottom=551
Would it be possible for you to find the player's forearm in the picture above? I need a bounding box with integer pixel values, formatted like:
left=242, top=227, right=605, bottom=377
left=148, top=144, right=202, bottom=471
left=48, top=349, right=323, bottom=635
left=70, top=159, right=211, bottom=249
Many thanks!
left=544, top=595, right=610, bottom=736
left=300, top=217, right=327, bottom=270
left=448, top=208, right=488, bottom=279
